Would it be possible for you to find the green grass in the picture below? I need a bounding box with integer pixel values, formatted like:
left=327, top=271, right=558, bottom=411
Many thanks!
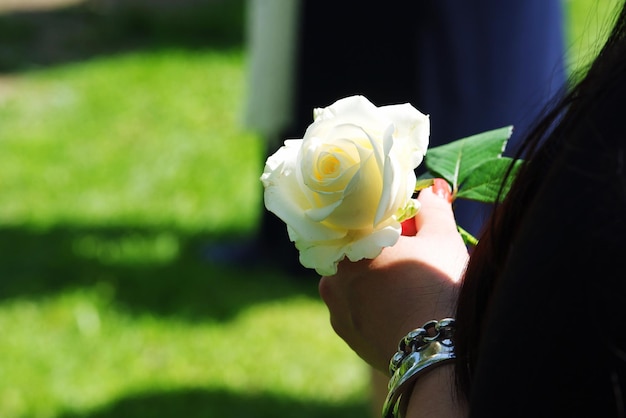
left=0, top=45, right=371, bottom=418
left=0, top=0, right=621, bottom=417
left=565, top=0, right=624, bottom=74
left=0, top=2, right=371, bottom=416
left=0, top=290, right=368, bottom=417
left=0, top=50, right=261, bottom=232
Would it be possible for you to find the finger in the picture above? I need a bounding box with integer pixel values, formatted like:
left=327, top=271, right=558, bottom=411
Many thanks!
left=431, top=178, right=453, bottom=203
left=318, top=257, right=370, bottom=310
left=414, top=179, right=458, bottom=235
left=403, top=179, right=452, bottom=236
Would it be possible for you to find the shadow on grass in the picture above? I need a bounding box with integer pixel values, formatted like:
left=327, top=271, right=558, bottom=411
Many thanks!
left=57, top=387, right=369, bottom=418
left=0, top=224, right=320, bottom=321
left=0, top=0, right=246, bottom=72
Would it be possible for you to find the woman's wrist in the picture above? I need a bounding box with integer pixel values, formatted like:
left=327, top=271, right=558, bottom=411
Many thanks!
left=404, top=364, right=466, bottom=418
left=382, top=318, right=459, bottom=418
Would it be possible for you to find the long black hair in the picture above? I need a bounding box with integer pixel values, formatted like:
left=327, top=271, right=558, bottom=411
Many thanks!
left=455, top=0, right=626, bottom=401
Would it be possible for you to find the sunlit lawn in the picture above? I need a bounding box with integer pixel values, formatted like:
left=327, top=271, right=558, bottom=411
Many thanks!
left=0, top=44, right=372, bottom=418
left=0, top=2, right=371, bottom=417
left=0, top=0, right=620, bottom=417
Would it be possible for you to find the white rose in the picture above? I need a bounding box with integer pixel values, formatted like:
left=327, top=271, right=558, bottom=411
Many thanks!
left=260, top=95, right=429, bottom=275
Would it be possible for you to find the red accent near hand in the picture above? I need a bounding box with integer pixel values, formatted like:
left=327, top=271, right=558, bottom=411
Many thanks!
left=401, top=218, right=417, bottom=236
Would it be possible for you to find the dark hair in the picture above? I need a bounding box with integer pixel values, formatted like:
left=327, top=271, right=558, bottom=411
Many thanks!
left=454, top=0, right=626, bottom=399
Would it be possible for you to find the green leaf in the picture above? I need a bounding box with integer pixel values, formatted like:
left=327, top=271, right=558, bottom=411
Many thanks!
left=424, top=126, right=513, bottom=191
left=455, top=157, right=522, bottom=203
left=413, top=178, right=434, bottom=193
left=457, top=225, right=479, bottom=247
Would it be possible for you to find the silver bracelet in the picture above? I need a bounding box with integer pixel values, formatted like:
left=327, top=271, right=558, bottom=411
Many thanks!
left=382, top=318, right=456, bottom=418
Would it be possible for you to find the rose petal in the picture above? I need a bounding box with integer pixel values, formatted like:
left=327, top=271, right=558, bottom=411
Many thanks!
left=295, top=238, right=347, bottom=276
left=345, top=223, right=401, bottom=261
left=380, top=103, right=429, bottom=167
left=374, top=123, right=399, bottom=225
left=262, top=141, right=346, bottom=242
left=295, top=221, right=401, bottom=275
left=323, top=145, right=381, bottom=229
left=311, top=98, right=391, bottom=142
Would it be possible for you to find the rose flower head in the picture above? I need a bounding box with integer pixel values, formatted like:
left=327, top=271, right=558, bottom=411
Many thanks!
left=260, top=95, right=429, bottom=275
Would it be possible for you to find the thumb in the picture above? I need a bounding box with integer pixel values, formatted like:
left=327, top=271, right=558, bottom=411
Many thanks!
left=414, top=179, right=458, bottom=236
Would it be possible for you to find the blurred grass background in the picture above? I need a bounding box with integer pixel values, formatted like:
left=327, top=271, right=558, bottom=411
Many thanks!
left=0, top=0, right=620, bottom=417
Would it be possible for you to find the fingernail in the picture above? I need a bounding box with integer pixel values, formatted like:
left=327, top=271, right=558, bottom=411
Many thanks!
left=432, top=178, right=452, bottom=202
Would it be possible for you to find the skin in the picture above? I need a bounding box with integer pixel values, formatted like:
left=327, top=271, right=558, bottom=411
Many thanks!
left=318, top=181, right=468, bottom=417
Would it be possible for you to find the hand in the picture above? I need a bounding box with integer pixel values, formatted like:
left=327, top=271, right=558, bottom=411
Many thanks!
left=318, top=180, right=469, bottom=372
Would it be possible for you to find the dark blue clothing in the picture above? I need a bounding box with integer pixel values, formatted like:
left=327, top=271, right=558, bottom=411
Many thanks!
left=413, top=1, right=566, bottom=235
left=416, top=1, right=565, bottom=149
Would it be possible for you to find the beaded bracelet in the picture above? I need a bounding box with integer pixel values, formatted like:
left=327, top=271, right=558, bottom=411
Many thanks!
left=382, top=318, right=456, bottom=418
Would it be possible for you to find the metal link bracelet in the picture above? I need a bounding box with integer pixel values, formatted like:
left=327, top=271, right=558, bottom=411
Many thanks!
left=382, top=318, right=456, bottom=418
